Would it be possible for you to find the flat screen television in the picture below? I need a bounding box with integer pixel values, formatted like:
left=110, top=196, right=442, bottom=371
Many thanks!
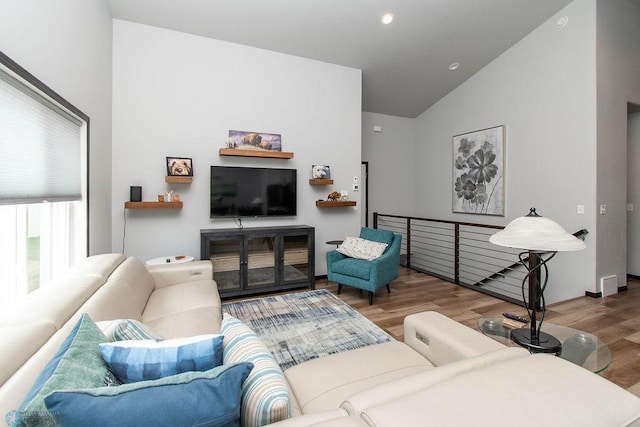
left=210, top=166, right=297, bottom=218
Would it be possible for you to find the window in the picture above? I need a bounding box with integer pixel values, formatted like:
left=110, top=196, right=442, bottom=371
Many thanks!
left=0, top=51, right=88, bottom=310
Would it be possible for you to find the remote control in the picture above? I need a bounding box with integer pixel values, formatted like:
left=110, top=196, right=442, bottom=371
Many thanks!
left=502, top=313, right=529, bottom=323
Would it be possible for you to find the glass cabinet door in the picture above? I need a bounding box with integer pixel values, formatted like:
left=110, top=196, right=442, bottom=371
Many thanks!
left=246, top=235, right=277, bottom=289
left=282, top=234, right=310, bottom=284
left=209, top=237, right=242, bottom=292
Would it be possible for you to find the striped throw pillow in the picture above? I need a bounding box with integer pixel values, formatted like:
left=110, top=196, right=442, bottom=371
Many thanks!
left=97, top=319, right=163, bottom=341
left=222, top=313, right=290, bottom=427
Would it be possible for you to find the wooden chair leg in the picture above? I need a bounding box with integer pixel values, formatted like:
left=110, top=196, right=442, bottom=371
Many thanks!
left=369, top=291, right=374, bottom=305
left=337, top=284, right=343, bottom=294
left=386, top=284, right=391, bottom=294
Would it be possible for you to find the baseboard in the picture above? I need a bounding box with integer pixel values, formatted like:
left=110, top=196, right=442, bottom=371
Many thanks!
left=628, top=274, right=640, bottom=281
left=315, top=274, right=328, bottom=281
left=586, top=286, right=627, bottom=298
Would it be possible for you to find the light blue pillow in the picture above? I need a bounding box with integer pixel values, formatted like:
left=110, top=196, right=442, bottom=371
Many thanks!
left=100, top=334, right=224, bottom=383
left=44, top=362, right=253, bottom=427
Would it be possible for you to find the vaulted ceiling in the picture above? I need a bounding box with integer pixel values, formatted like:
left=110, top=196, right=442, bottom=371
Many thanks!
left=107, top=0, right=580, bottom=118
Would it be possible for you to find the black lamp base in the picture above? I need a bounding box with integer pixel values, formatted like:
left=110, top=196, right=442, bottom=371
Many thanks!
left=510, top=328, right=562, bottom=354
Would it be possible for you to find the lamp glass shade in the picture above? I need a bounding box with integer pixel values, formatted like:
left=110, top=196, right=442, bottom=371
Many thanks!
left=489, top=213, right=586, bottom=252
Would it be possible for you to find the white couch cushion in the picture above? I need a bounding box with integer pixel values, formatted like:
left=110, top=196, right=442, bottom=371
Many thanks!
left=340, top=347, right=528, bottom=415
left=360, top=353, right=640, bottom=427
left=142, top=280, right=222, bottom=338
left=285, top=341, right=433, bottom=414
left=0, top=322, right=57, bottom=386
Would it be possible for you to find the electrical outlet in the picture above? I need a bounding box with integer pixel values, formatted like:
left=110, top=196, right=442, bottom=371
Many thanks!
left=627, top=203, right=634, bottom=212
left=600, top=204, right=607, bottom=215
left=577, top=205, right=585, bottom=215
left=353, top=176, right=359, bottom=184
left=352, top=184, right=360, bottom=191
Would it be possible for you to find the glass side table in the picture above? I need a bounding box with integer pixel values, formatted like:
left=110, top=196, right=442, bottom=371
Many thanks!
left=478, top=317, right=612, bottom=373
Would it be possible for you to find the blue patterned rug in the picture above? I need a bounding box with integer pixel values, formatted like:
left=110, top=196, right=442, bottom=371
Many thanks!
left=222, top=289, right=394, bottom=370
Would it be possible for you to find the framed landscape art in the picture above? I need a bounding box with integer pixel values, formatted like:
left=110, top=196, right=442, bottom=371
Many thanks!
left=452, top=125, right=505, bottom=216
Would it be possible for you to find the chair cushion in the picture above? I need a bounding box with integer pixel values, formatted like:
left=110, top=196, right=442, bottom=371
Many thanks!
left=331, top=258, right=371, bottom=281
left=44, top=363, right=253, bottom=427
left=359, top=228, right=394, bottom=247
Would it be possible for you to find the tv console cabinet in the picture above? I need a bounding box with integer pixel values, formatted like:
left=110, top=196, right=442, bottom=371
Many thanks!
left=200, top=225, right=315, bottom=299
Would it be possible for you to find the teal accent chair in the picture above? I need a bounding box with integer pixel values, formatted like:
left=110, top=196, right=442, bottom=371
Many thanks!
left=326, top=227, right=402, bottom=305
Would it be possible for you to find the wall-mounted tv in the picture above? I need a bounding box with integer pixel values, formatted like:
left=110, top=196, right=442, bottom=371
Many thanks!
left=210, top=166, right=297, bottom=218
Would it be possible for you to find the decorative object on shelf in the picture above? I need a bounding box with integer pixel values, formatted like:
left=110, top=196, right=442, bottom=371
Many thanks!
left=166, top=157, right=193, bottom=176
left=339, top=190, right=349, bottom=201
left=157, top=195, right=164, bottom=202
left=227, top=130, right=282, bottom=152
left=172, top=194, right=180, bottom=202
left=130, top=186, right=142, bottom=202
left=453, top=125, right=505, bottom=216
left=327, top=191, right=341, bottom=201
left=489, top=207, right=586, bottom=353
left=165, top=190, right=174, bottom=202
left=312, top=165, right=331, bottom=179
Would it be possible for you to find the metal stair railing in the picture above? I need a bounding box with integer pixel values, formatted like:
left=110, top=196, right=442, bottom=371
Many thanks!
left=373, top=212, right=588, bottom=306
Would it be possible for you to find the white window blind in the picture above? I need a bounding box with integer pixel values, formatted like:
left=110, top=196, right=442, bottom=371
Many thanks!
left=0, top=68, right=82, bottom=204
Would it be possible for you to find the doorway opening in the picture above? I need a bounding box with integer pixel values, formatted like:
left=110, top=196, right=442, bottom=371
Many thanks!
left=627, top=102, right=640, bottom=280
left=361, top=162, right=369, bottom=227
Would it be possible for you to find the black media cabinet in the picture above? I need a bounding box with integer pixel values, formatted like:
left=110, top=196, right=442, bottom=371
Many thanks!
left=200, top=225, right=315, bottom=299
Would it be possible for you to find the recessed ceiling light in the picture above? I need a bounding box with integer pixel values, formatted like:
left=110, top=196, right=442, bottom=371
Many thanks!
left=448, top=62, right=460, bottom=71
left=381, top=13, right=394, bottom=25
left=557, top=16, right=569, bottom=27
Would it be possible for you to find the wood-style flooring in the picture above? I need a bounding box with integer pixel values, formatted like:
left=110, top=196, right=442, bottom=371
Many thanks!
left=313, top=267, right=640, bottom=397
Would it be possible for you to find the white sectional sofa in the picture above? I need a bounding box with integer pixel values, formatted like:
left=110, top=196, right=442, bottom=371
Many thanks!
left=1, top=254, right=639, bottom=426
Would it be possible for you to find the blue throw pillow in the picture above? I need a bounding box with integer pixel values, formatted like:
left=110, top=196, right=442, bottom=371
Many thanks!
left=44, top=362, right=253, bottom=427
left=99, top=334, right=223, bottom=383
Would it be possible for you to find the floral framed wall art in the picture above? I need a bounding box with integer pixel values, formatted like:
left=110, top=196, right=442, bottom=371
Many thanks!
left=452, top=125, right=505, bottom=216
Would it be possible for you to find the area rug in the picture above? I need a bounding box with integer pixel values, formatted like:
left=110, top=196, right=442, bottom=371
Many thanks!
left=222, top=289, right=394, bottom=370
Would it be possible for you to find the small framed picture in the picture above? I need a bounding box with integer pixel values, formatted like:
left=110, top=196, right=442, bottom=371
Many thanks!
left=312, top=165, right=331, bottom=179
left=166, top=157, right=193, bottom=176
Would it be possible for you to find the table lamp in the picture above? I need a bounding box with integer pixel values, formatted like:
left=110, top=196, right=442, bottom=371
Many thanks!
left=489, top=207, right=586, bottom=353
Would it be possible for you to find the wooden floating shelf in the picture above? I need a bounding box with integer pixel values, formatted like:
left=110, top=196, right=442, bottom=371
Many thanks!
left=165, top=176, right=192, bottom=184
left=309, top=178, right=334, bottom=185
left=316, top=201, right=357, bottom=207
left=125, top=201, right=183, bottom=209
left=219, top=148, right=294, bottom=159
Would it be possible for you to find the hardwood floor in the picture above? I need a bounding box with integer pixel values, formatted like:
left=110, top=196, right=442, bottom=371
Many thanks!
left=314, top=267, right=640, bottom=397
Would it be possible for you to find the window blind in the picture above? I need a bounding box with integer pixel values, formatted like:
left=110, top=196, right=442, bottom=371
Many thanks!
left=0, top=67, right=83, bottom=204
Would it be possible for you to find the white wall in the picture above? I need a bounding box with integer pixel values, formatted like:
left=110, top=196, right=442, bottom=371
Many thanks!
left=362, top=112, right=417, bottom=226
left=112, top=20, right=362, bottom=273
left=0, top=0, right=114, bottom=255
left=627, top=112, right=640, bottom=275
left=596, top=0, right=640, bottom=288
left=411, top=0, right=597, bottom=303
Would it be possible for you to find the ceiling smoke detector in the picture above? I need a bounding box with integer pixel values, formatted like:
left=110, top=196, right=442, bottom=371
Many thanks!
left=448, top=62, right=460, bottom=71
left=381, top=13, right=394, bottom=25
